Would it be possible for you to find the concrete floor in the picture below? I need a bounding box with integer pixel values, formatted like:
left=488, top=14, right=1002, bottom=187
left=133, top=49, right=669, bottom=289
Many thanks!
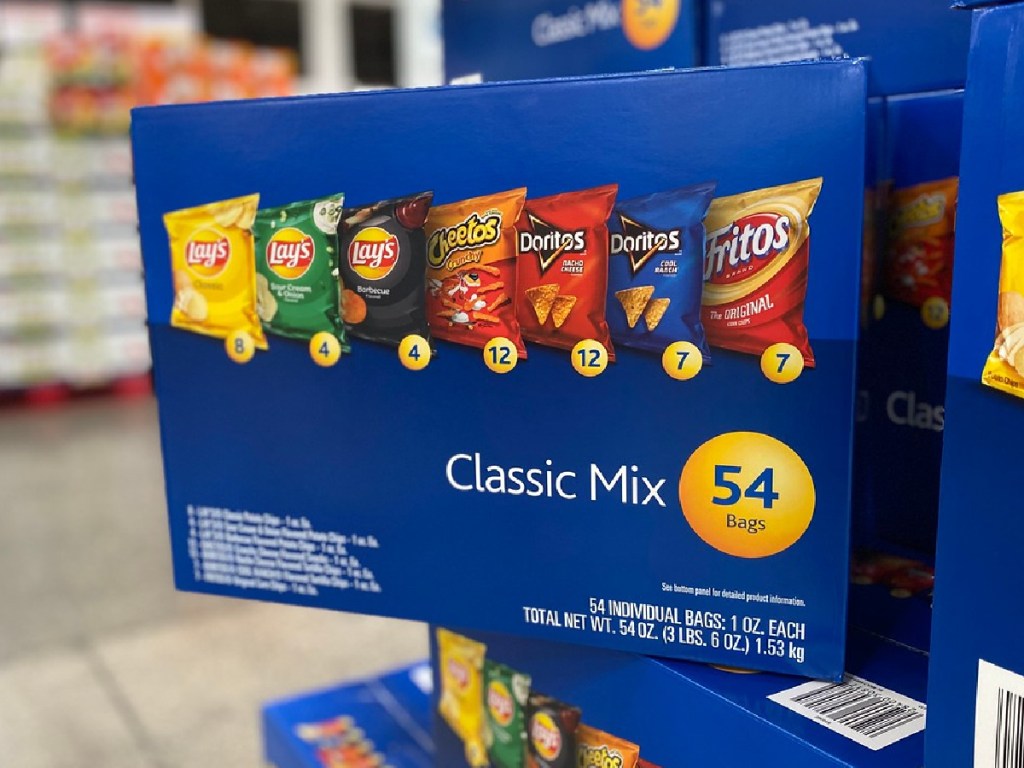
left=0, top=397, right=427, bottom=767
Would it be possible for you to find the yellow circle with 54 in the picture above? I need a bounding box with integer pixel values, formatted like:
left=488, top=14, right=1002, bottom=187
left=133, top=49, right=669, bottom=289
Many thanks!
left=679, top=431, right=815, bottom=558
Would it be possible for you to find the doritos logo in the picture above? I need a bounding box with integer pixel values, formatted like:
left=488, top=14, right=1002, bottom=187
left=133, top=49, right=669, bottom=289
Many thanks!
left=704, top=212, right=791, bottom=283
left=266, top=227, right=315, bottom=280
left=579, top=744, right=624, bottom=768
left=185, top=228, right=231, bottom=278
left=486, top=681, right=514, bottom=727
left=519, top=214, right=586, bottom=274
left=891, top=192, right=947, bottom=233
left=611, top=214, right=682, bottom=275
left=446, top=659, right=470, bottom=690
left=530, top=712, right=562, bottom=761
left=427, top=211, right=502, bottom=270
left=348, top=226, right=399, bottom=281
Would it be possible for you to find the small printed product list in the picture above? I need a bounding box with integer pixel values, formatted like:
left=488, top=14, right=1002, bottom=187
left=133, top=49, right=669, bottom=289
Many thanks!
left=162, top=176, right=825, bottom=658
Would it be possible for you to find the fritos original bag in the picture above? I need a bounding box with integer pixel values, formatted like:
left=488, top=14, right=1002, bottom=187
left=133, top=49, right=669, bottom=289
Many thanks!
left=164, top=193, right=267, bottom=349
left=982, top=190, right=1024, bottom=399
left=516, top=185, right=618, bottom=359
left=437, top=628, right=489, bottom=767
left=426, top=188, right=528, bottom=356
left=883, top=177, right=958, bottom=310
left=702, top=179, right=822, bottom=366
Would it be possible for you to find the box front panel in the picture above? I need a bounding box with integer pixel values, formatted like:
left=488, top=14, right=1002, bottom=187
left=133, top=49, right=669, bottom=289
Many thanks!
left=134, top=63, right=865, bottom=678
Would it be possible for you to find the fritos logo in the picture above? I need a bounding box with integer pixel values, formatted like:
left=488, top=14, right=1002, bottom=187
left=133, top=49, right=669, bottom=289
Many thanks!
left=348, top=226, right=400, bottom=281
left=486, top=681, right=514, bottom=727
left=185, top=228, right=231, bottom=278
left=530, top=712, right=562, bottom=761
left=428, top=211, right=502, bottom=270
left=705, top=212, right=792, bottom=284
left=579, top=744, right=624, bottom=768
left=446, top=659, right=470, bottom=690
left=266, top=227, right=315, bottom=280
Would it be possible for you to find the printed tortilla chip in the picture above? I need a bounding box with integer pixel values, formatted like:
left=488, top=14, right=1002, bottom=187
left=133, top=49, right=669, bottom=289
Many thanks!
left=644, top=298, right=671, bottom=331
left=551, top=295, right=577, bottom=329
left=615, top=286, right=654, bottom=328
left=526, top=284, right=560, bottom=325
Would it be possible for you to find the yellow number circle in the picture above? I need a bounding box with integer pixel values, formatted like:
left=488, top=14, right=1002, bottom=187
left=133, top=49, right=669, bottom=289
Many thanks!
left=622, top=0, right=679, bottom=50
left=921, top=296, right=950, bottom=329
left=571, top=339, right=608, bottom=378
left=760, top=343, right=804, bottom=384
left=662, top=341, right=703, bottom=381
left=398, top=334, right=431, bottom=371
left=679, top=431, right=815, bottom=559
left=225, top=329, right=256, bottom=364
left=309, top=332, right=341, bottom=367
left=483, top=337, right=519, bottom=374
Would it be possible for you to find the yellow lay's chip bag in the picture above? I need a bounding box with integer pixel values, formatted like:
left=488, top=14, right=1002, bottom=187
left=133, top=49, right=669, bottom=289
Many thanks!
left=982, top=190, right=1024, bottom=399
left=164, top=193, right=267, bottom=349
left=437, top=628, right=489, bottom=767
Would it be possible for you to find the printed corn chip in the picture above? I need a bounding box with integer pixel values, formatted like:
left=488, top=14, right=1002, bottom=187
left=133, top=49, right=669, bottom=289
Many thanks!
left=644, top=298, right=671, bottom=331
left=526, top=284, right=559, bottom=325
left=615, top=286, right=654, bottom=329
left=551, top=295, right=576, bottom=329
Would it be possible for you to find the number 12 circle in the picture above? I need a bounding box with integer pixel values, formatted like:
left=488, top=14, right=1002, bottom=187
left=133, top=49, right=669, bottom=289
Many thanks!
left=679, top=431, right=815, bottom=558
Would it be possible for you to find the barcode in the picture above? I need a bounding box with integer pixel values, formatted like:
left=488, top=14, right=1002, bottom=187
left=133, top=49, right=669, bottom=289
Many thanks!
left=976, top=660, right=1024, bottom=767
left=769, top=674, right=926, bottom=751
left=993, top=688, right=1024, bottom=767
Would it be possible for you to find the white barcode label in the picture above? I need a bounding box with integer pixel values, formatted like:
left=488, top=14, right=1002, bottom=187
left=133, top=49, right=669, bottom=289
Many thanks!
left=976, top=659, right=1024, bottom=767
left=768, top=674, right=926, bottom=750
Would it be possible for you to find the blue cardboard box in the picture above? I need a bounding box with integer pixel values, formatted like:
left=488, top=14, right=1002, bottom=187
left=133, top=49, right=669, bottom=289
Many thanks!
left=131, top=61, right=866, bottom=679
left=263, top=662, right=434, bottom=768
left=853, top=90, right=962, bottom=561
left=926, top=4, right=1024, bottom=766
left=431, top=625, right=928, bottom=768
left=704, top=0, right=972, bottom=96
left=442, top=1, right=699, bottom=83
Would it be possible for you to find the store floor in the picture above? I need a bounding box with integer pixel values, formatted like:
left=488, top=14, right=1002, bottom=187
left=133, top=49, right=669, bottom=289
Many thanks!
left=0, top=397, right=427, bottom=768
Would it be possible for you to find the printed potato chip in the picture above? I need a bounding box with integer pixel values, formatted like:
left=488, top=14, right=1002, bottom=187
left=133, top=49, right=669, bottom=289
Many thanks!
left=525, top=693, right=580, bottom=768
left=608, top=182, right=716, bottom=357
left=425, top=189, right=527, bottom=356
left=883, top=177, right=958, bottom=309
left=337, top=192, right=433, bottom=347
left=483, top=659, right=531, bottom=768
left=702, top=179, right=822, bottom=366
left=437, top=628, right=488, bottom=767
left=516, top=185, right=618, bottom=359
left=164, top=193, right=267, bottom=349
left=576, top=725, right=640, bottom=768
left=253, top=194, right=348, bottom=347
left=982, top=190, right=1024, bottom=399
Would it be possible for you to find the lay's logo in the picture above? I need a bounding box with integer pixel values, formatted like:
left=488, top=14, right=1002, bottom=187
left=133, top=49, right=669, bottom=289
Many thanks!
left=530, top=712, right=562, bottom=761
left=266, top=227, right=315, bottom=280
left=348, top=226, right=399, bottom=281
left=487, top=681, right=514, bottom=727
left=705, top=212, right=791, bottom=284
left=447, top=659, right=471, bottom=690
left=185, top=228, right=231, bottom=278
left=891, top=192, right=946, bottom=233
